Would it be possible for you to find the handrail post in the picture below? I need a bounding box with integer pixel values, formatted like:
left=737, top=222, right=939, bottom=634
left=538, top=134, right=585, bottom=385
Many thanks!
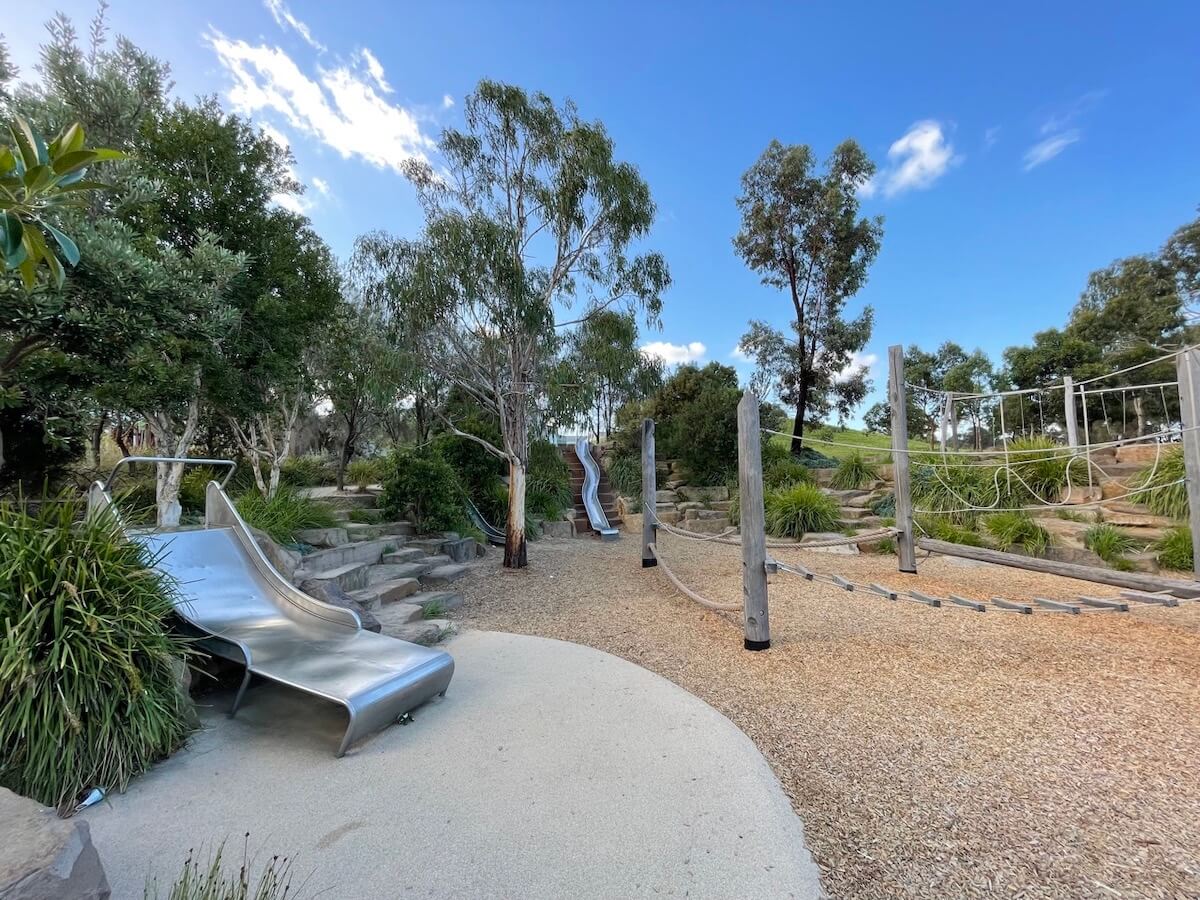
left=1063, top=376, right=1080, bottom=451
left=641, top=419, right=657, bottom=567
left=737, top=390, right=770, bottom=650
left=1175, top=349, right=1200, bottom=579
left=889, top=345, right=918, bottom=573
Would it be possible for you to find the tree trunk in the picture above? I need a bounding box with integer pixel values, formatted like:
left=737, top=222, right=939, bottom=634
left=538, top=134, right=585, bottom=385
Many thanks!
left=336, top=433, right=354, bottom=492
left=91, top=411, right=108, bottom=467
left=1133, top=394, right=1146, bottom=437
left=791, top=376, right=810, bottom=455
left=156, top=461, right=186, bottom=526
left=504, top=459, right=527, bottom=568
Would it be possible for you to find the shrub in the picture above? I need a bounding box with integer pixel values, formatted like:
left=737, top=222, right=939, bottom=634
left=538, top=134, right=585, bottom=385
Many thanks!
left=346, top=458, right=382, bottom=491
left=235, top=486, right=337, bottom=544
left=1007, top=436, right=1073, bottom=502
left=526, top=441, right=572, bottom=521
left=795, top=446, right=838, bottom=468
left=982, top=511, right=1050, bottom=555
left=764, top=457, right=815, bottom=490
left=179, top=467, right=219, bottom=512
left=1084, top=524, right=1139, bottom=569
left=1129, top=446, right=1187, bottom=520
left=870, top=492, right=896, bottom=518
left=919, top=515, right=985, bottom=547
left=147, top=840, right=294, bottom=899
left=348, top=507, right=382, bottom=524
left=605, top=453, right=642, bottom=503
left=0, top=494, right=193, bottom=812
left=279, top=454, right=334, bottom=488
left=434, top=427, right=505, bottom=508
left=874, top=536, right=897, bottom=555
left=380, top=449, right=465, bottom=533
left=829, top=451, right=880, bottom=490
left=764, top=483, right=840, bottom=538
left=1155, top=526, right=1193, bottom=572
left=912, top=458, right=998, bottom=525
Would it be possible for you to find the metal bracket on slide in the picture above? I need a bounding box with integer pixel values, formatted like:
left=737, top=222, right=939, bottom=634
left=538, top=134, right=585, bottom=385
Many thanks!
left=104, top=455, right=237, bottom=492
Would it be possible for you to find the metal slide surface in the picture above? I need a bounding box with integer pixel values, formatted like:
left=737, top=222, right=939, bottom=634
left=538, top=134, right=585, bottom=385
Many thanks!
left=465, top=496, right=506, bottom=546
left=91, top=469, right=453, bottom=756
left=574, top=437, right=619, bottom=541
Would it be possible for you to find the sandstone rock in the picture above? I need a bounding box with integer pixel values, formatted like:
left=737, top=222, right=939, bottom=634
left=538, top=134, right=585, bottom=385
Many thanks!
left=655, top=510, right=681, bottom=525
left=678, top=517, right=731, bottom=534
left=1115, top=444, right=1161, bottom=465
left=168, top=658, right=199, bottom=730
left=1101, top=510, right=1176, bottom=529
left=1100, top=480, right=1130, bottom=500
left=294, top=527, right=349, bottom=548
left=683, top=508, right=727, bottom=520
left=541, top=520, right=574, bottom=538
left=676, top=486, right=729, bottom=502
left=0, top=787, right=110, bottom=899
left=300, top=578, right=381, bottom=632
left=1059, top=485, right=1102, bottom=505
left=250, top=527, right=301, bottom=581
left=443, top=537, right=478, bottom=563
left=382, top=548, right=425, bottom=564
left=654, top=489, right=678, bottom=504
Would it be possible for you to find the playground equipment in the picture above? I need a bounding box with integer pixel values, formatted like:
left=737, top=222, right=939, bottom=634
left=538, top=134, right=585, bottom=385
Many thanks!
left=466, top=496, right=505, bottom=546
left=575, top=436, right=619, bottom=540
left=89, top=457, right=455, bottom=756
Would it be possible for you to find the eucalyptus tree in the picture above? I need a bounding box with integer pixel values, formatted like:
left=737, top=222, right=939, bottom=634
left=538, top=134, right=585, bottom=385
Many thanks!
left=356, top=80, right=669, bottom=567
left=733, top=139, right=882, bottom=450
left=565, top=310, right=662, bottom=441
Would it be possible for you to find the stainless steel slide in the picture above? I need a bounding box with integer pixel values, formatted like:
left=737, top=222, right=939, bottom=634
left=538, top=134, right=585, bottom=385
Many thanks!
left=465, top=496, right=506, bottom=546
left=574, top=437, right=619, bottom=541
left=88, top=460, right=454, bottom=757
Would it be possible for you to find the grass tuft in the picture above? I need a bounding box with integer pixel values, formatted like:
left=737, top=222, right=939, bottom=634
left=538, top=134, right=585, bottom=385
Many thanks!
left=1154, top=526, right=1193, bottom=572
left=1129, top=446, right=1188, bottom=520
left=764, top=483, right=840, bottom=538
left=236, top=486, right=338, bottom=544
left=982, top=511, right=1050, bottom=555
left=829, top=451, right=880, bottom=491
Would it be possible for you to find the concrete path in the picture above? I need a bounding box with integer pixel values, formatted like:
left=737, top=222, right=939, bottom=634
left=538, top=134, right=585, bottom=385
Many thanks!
left=86, top=630, right=822, bottom=898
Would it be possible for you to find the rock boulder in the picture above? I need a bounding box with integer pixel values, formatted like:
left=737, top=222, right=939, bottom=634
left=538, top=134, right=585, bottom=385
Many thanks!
left=0, top=787, right=110, bottom=899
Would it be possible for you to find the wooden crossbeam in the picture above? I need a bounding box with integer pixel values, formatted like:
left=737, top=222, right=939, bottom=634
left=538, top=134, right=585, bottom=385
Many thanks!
left=1120, top=590, right=1180, bottom=607
left=1035, top=597, right=1082, bottom=614
left=869, top=583, right=898, bottom=600
left=991, top=597, right=1033, bottom=614
left=907, top=590, right=943, bottom=608
left=948, top=594, right=987, bottom=612
left=1076, top=596, right=1130, bottom=612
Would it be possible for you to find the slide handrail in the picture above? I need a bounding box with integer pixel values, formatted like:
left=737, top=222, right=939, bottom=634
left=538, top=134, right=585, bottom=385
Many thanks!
left=574, top=437, right=619, bottom=540
left=105, top=455, right=237, bottom=492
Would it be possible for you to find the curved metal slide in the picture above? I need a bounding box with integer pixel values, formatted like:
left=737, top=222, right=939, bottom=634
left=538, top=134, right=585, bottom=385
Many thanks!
left=88, top=458, right=454, bottom=757
left=574, top=437, right=619, bottom=541
left=465, top=496, right=506, bottom=546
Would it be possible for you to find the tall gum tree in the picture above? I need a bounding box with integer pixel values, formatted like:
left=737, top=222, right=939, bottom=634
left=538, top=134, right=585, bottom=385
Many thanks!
left=355, top=80, right=669, bottom=568
left=733, top=139, right=882, bottom=451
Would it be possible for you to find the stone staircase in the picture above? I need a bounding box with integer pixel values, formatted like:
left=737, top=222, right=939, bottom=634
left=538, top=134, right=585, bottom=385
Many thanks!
left=563, top=444, right=623, bottom=536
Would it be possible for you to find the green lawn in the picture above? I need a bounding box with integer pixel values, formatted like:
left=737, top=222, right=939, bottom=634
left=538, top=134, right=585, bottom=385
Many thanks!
left=771, top=423, right=928, bottom=461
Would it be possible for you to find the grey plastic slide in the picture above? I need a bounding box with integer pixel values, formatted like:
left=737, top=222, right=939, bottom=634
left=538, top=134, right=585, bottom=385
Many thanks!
left=574, top=437, right=619, bottom=541
left=88, top=459, right=454, bottom=757
left=465, top=496, right=506, bottom=546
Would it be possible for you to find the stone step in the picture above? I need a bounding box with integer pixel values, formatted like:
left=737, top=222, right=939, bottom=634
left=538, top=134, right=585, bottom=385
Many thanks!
left=294, top=538, right=392, bottom=576
left=383, top=548, right=426, bottom=564
left=839, top=506, right=872, bottom=520
left=407, top=537, right=451, bottom=555
left=373, top=602, right=423, bottom=624
left=405, top=590, right=464, bottom=613
left=373, top=561, right=437, bottom=580
left=295, top=561, right=369, bottom=592
left=678, top=517, right=731, bottom=535
left=349, top=577, right=421, bottom=608
left=384, top=618, right=455, bottom=646
left=419, top=563, right=473, bottom=587
left=294, top=527, right=349, bottom=548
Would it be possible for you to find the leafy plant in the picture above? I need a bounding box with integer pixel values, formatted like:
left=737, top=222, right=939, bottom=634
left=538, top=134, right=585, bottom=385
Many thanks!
left=1084, top=524, right=1139, bottom=569
left=347, top=508, right=382, bottom=524
left=526, top=440, right=572, bottom=520
left=380, top=449, right=466, bottom=533
left=0, top=494, right=193, bottom=812
left=870, top=492, right=896, bottom=518
left=179, top=467, right=220, bottom=512
left=1129, top=446, right=1188, bottom=520
left=146, top=839, right=296, bottom=899
left=982, top=511, right=1050, bottom=555
left=1007, top=436, right=1072, bottom=502
left=918, top=515, right=986, bottom=547
left=829, top=451, right=879, bottom=490
left=346, top=458, right=381, bottom=492
left=764, top=482, right=840, bottom=538
left=421, top=599, right=446, bottom=619
left=605, top=453, right=642, bottom=503
left=2, top=117, right=123, bottom=289
left=1055, top=509, right=1089, bottom=523
left=1154, top=526, right=1193, bottom=572
left=874, top=536, right=897, bottom=555
left=912, top=458, right=999, bottom=525
left=235, top=486, right=337, bottom=544
left=764, top=456, right=815, bottom=490
left=280, top=455, right=334, bottom=488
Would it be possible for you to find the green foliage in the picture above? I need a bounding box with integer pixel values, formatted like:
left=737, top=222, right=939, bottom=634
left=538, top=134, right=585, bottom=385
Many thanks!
left=235, top=486, right=336, bottom=544
left=347, top=507, right=382, bottom=525
left=874, top=536, right=897, bottom=555
left=380, top=449, right=465, bottom=533
left=982, top=511, right=1050, bottom=555
left=919, top=516, right=986, bottom=547
left=146, top=840, right=295, bottom=900
left=0, top=494, right=193, bottom=812
left=1, top=117, right=123, bottom=289
left=649, top=363, right=741, bottom=484
left=870, top=492, right=896, bottom=518
left=764, top=456, right=815, bottom=490
left=421, top=599, right=446, bottom=619
left=346, top=458, right=382, bottom=491
left=829, top=451, right=879, bottom=490
left=178, top=466, right=220, bottom=512
left=279, top=454, right=334, bottom=488
left=1154, top=527, right=1193, bottom=572
left=911, top=459, right=999, bottom=525
left=764, top=482, right=840, bottom=538
left=526, top=440, right=572, bottom=520
left=1084, top=524, right=1139, bottom=568
left=605, top=453, right=642, bottom=503
left=1008, top=437, right=1072, bottom=501
left=1129, top=446, right=1188, bottom=520
left=1055, top=508, right=1089, bottom=522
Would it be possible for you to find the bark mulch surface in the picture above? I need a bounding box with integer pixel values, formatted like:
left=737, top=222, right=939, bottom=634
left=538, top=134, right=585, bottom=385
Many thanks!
left=452, top=519, right=1200, bottom=899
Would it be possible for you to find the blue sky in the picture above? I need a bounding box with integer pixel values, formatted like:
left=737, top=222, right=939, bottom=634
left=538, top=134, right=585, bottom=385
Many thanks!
left=6, top=1, right=1200, bottom=421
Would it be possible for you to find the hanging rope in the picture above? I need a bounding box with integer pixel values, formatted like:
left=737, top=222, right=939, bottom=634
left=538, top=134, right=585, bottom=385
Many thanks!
left=646, top=544, right=742, bottom=612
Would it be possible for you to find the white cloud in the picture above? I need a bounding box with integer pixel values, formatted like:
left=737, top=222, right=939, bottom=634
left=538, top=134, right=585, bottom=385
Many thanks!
left=311, top=176, right=331, bottom=196
left=263, top=0, right=325, bottom=51
left=1022, top=130, right=1080, bottom=171
left=641, top=341, right=706, bottom=365
left=1039, top=89, right=1106, bottom=135
left=730, top=343, right=752, bottom=362
left=442, top=94, right=455, bottom=109
left=271, top=191, right=309, bottom=215
left=868, top=120, right=958, bottom=198
left=207, top=30, right=435, bottom=174
left=984, top=126, right=1000, bottom=150
left=835, top=350, right=877, bottom=384
left=359, top=48, right=391, bottom=93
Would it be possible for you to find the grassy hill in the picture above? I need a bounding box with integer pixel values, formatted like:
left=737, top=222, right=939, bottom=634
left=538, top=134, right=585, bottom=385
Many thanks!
left=770, top=423, right=928, bottom=461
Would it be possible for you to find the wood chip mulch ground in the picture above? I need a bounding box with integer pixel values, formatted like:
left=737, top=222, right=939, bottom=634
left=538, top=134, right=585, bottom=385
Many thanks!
left=450, top=518, right=1200, bottom=899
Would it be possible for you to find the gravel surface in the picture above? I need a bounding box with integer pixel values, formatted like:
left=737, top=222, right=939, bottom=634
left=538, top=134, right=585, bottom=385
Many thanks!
left=453, top=518, right=1200, bottom=899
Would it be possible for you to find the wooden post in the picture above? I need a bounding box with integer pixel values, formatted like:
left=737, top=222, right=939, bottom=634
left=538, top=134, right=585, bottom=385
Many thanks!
left=641, top=418, right=657, bottom=568
left=737, top=390, right=770, bottom=650
left=1174, top=349, right=1200, bottom=579
left=1063, top=375, right=1079, bottom=451
left=888, top=345, right=918, bottom=573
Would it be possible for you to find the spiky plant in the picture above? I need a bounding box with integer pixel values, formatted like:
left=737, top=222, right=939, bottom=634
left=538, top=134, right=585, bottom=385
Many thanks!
left=829, top=451, right=880, bottom=490
left=982, top=511, right=1051, bottom=555
left=1154, top=526, right=1193, bottom=572
left=235, top=486, right=337, bottom=544
left=764, top=483, right=840, bottom=538
left=146, top=838, right=296, bottom=899
left=1084, top=524, right=1139, bottom=570
left=1129, top=446, right=1188, bottom=520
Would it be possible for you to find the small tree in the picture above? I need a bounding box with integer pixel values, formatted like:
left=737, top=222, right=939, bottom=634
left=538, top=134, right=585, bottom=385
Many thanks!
left=733, top=139, right=883, bottom=451
left=355, top=80, right=669, bottom=568
left=564, top=310, right=661, bottom=441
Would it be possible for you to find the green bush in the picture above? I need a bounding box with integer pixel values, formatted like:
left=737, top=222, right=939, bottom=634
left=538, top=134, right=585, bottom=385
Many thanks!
left=0, top=494, right=194, bottom=812
left=346, top=458, right=382, bottom=491
left=348, top=507, right=382, bottom=524
left=870, top=492, right=896, bottom=518
left=147, top=840, right=294, bottom=900
left=605, top=453, right=642, bottom=503
left=919, top=515, right=986, bottom=547
left=795, top=446, right=838, bottom=468
left=1007, top=436, right=1073, bottom=502
left=1129, top=446, right=1187, bottom=520
left=235, top=486, right=337, bottom=544
left=178, top=467, right=219, bottom=512
left=912, top=458, right=1000, bottom=525
left=434, top=427, right=506, bottom=508
left=764, top=483, right=840, bottom=538
left=1084, top=524, right=1139, bottom=569
left=279, top=454, right=334, bottom=488
left=764, top=457, right=815, bottom=490
left=1154, top=526, right=1193, bottom=572
left=829, top=451, right=879, bottom=490
left=982, top=511, right=1050, bottom=555
left=380, top=449, right=466, bottom=533
left=526, top=441, right=572, bottom=521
